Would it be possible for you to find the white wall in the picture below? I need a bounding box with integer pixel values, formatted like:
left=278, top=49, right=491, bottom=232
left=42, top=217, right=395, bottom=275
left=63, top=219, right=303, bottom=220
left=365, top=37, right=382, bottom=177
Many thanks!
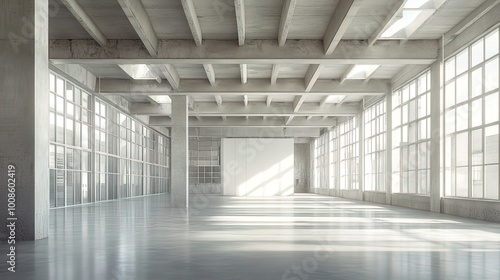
left=222, top=139, right=294, bottom=196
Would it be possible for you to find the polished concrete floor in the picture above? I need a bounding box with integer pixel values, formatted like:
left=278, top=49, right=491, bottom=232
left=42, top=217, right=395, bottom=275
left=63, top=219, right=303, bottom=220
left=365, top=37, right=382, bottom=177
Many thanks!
left=2, top=194, right=500, bottom=280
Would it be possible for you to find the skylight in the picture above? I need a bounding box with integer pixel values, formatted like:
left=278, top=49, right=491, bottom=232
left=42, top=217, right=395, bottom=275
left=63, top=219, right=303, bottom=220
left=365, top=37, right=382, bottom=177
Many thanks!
left=404, top=0, right=430, bottom=9
left=119, top=64, right=158, bottom=80
left=149, top=95, right=172, bottom=104
left=345, top=65, right=380, bottom=80
left=381, top=10, right=422, bottom=38
left=324, top=95, right=347, bottom=104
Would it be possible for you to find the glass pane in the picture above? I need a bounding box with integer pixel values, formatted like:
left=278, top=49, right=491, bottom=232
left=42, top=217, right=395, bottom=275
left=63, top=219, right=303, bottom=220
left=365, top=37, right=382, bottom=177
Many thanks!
left=56, top=96, right=64, bottom=114
left=56, top=170, right=65, bottom=207
left=456, top=73, right=468, bottom=104
left=485, top=125, right=499, bottom=164
left=445, top=57, right=456, bottom=81
left=456, top=132, right=468, bottom=166
left=56, top=114, right=64, bottom=143
left=50, top=73, right=56, bottom=93
left=445, top=109, right=455, bottom=134
left=472, top=166, right=483, bottom=198
left=49, top=112, right=55, bottom=142
left=471, top=99, right=482, bottom=127
left=50, top=93, right=55, bottom=110
left=417, top=94, right=427, bottom=118
left=456, top=104, right=469, bottom=131
left=485, top=92, right=499, bottom=124
left=456, top=49, right=469, bottom=75
left=66, top=83, right=74, bottom=102
left=471, top=67, right=483, bottom=97
left=485, top=57, right=499, bottom=92
left=485, top=165, right=499, bottom=199
left=471, top=39, right=484, bottom=67
left=445, top=81, right=455, bottom=108
left=49, top=144, right=55, bottom=169
left=419, top=119, right=427, bottom=140
left=472, top=129, right=483, bottom=165
left=56, top=146, right=64, bottom=169
left=56, top=78, right=64, bottom=96
left=66, top=118, right=74, bottom=146
left=456, top=167, right=469, bottom=197
left=485, top=29, right=499, bottom=60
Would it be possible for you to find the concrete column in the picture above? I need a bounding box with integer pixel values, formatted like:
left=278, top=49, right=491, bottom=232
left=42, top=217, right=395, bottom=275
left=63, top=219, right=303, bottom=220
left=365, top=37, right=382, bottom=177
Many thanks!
left=0, top=0, right=49, bottom=240
left=358, top=104, right=365, bottom=199
left=170, top=96, right=189, bottom=208
left=386, top=84, right=393, bottom=205
left=430, top=61, right=442, bottom=212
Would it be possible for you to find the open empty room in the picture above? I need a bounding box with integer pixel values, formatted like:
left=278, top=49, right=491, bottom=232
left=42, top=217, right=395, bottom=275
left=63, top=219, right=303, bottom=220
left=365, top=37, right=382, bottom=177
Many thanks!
left=1, top=0, right=500, bottom=279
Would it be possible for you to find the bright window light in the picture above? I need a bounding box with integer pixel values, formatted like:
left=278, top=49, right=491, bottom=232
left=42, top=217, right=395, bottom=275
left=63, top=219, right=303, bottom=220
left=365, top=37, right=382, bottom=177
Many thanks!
left=404, top=0, right=430, bottom=9
left=119, top=64, right=157, bottom=80
left=346, top=65, right=380, bottom=80
left=149, top=95, right=171, bottom=104
left=381, top=10, right=422, bottom=38
left=324, top=95, right=347, bottom=104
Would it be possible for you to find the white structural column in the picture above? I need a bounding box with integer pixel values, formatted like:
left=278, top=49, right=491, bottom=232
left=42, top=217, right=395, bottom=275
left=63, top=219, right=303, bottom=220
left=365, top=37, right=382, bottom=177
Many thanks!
left=358, top=104, right=365, bottom=199
left=429, top=61, right=442, bottom=212
left=385, top=84, right=393, bottom=204
left=0, top=0, right=49, bottom=240
left=170, top=96, right=189, bottom=208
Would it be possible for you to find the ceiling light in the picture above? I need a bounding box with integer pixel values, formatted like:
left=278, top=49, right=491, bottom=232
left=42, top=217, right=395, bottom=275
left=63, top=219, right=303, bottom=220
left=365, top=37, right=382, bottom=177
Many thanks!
left=149, top=95, right=171, bottom=104
left=346, top=65, right=380, bottom=80
left=119, top=64, right=158, bottom=80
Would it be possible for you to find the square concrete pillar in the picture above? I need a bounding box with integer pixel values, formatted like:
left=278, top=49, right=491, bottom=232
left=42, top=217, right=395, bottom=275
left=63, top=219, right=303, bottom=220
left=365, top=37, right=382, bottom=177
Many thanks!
left=170, top=96, right=189, bottom=208
left=0, top=0, right=50, bottom=240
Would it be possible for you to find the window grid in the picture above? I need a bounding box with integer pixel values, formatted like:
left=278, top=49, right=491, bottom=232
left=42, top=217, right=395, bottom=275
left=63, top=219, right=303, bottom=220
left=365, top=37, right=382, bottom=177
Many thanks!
left=392, top=70, right=432, bottom=195
left=189, top=137, right=221, bottom=184
left=49, top=72, right=170, bottom=208
left=339, top=117, right=360, bottom=190
left=364, top=99, right=387, bottom=192
left=443, top=27, right=500, bottom=200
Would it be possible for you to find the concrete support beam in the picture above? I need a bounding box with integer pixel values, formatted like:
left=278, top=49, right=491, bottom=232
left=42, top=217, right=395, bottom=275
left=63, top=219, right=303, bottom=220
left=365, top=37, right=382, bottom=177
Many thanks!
left=170, top=96, right=189, bottom=208
left=0, top=0, right=49, bottom=240
left=190, top=127, right=321, bottom=138
left=157, top=64, right=180, bottom=90
left=49, top=39, right=439, bottom=65
left=430, top=61, right=442, bottom=213
left=443, top=0, right=500, bottom=45
left=323, top=0, right=360, bottom=54
left=293, top=96, right=306, bottom=112
left=243, top=95, right=249, bottom=106
left=203, top=64, right=216, bottom=85
left=368, top=0, right=406, bottom=46
left=60, top=0, right=107, bottom=46
left=271, top=64, right=280, bottom=85
left=286, top=116, right=295, bottom=125
left=234, top=0, right=246, bottom=46
left=99, top=78, right=389, bottom=96
left=305, top=64, right=323, bottom=92
left=267, top=96, right=273, bottom=106
left=151, top=117, right=336, bottom=128
left=278, top=0, right=297, bottom=46
left=117, top=0, right=158, bottom=56
left=240, top=64, right=248, bottom=84
left=181, top=0, right=203, bottom=46
left=131, top=102, right=360, bottom=117
left=214, top=95, right=223, bottom=106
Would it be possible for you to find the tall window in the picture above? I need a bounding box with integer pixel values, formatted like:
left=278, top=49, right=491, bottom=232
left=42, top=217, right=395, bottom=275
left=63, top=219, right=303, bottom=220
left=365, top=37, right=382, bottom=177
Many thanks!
left=444, top=27, right=500, bottom=199
left=329, top=128, right=338, bottom=189
left=339, top=117, right=359, bottom=190
left=189, top=137, right=221, bottom=184
left=312, top=133, right=328, bottom=188
left=49, top=73, right=92, bottom=207
left=364, top=99, right=387, bottom=192
left=49, top=72, right=170, bottom=208
left=392, top=70, right=431, bottom=194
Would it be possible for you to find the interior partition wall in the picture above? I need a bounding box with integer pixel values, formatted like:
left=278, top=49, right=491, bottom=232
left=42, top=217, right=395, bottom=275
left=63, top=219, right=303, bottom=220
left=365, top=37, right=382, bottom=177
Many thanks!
left=49, top=72, right=170, bottom=208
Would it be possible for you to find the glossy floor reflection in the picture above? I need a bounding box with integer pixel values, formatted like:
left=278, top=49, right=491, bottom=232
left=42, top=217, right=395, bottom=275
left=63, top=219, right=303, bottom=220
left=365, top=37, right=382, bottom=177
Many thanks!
left=2, top=194, right=500, bottom=280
